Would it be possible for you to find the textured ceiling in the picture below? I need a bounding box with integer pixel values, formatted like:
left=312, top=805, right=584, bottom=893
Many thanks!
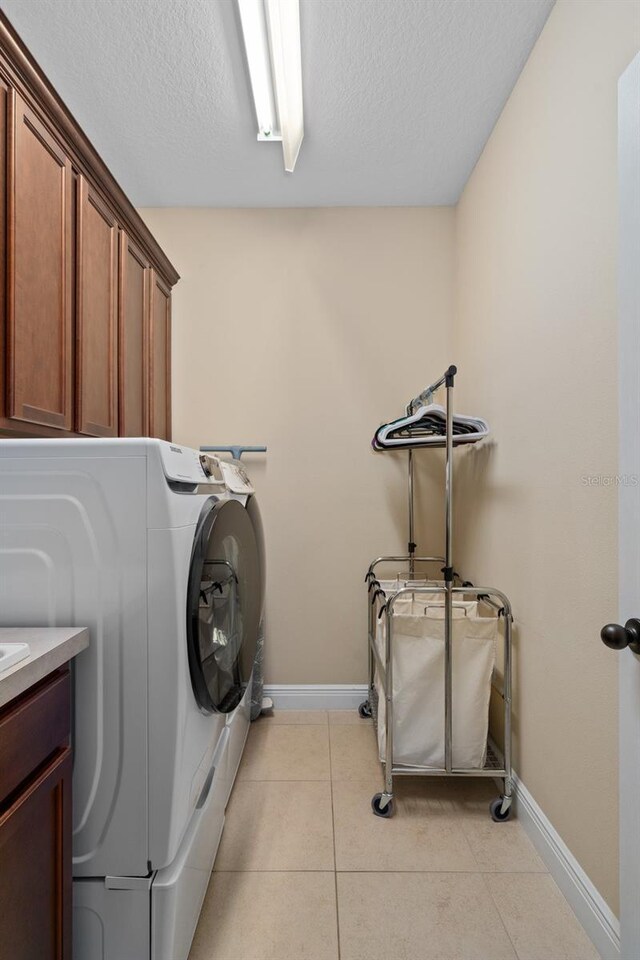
left=1, top=0, right=554, bottom=206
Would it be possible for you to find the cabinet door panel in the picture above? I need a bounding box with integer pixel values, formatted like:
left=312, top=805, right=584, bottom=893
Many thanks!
left=6, top=90, right=73, bottom=429
left=0, top=79, right=7, bottom=421
left=76, top=176, right=118, bottom=436
left=149, top=270, right=171, bottom=441
left=0, top=669, right=70, bottom=805
left=118, top=232, right=149, bottom=436
left=0, top=748, right=72, bottom=960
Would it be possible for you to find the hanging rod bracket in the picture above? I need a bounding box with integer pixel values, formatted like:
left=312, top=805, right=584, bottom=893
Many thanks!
left=200, top=445, right=267, bottom=461
left=409, top=364, right=459, bottom=412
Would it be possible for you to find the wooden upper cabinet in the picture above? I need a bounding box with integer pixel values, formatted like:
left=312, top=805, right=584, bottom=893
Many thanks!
left=76, top=175, right=118, bottom=436
left=0, top=17, right=179, bottom=439
left=6, top=90, right=73, bottom=430
left=0, top=79, right=7, bottom=422
left=148, top=270, right=171, bottom=441
left=118, top=232, right=149, bottom=437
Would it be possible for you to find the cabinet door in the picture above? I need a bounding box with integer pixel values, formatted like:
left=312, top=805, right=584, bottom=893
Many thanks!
left=0, top=748, right=72, bottom=960
left=0, top=79, right=7, bottom=422
left=6, top=90, right=73, bottom=430
left=118, top=231, right=149, bottom=436
left=76, top=176, right=118, bottom=436
left=148, top=270, right=171, bottom=440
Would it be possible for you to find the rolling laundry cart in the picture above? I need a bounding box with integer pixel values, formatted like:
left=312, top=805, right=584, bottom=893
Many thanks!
left=360, top=366, right=514, bottom=821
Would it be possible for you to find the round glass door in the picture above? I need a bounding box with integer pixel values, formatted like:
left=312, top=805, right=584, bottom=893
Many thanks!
left=187, top=498, right=260, bottom=713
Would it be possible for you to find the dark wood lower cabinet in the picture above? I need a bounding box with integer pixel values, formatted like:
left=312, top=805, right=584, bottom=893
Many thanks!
left=0, top=749, right=72, bottom=960
left=0, top=670, right=72, bottom=960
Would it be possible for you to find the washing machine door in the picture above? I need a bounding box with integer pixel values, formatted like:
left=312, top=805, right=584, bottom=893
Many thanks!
left=187, top=498, right=261, bottom=713
left=246, top=495, right=266, bottom=621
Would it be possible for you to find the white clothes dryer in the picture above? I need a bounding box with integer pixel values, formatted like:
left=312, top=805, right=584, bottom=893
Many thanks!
left=0, top=438, right=265, bottom=960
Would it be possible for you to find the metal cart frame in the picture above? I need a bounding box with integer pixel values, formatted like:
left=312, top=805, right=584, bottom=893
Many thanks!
left=360, top=366, right=514, bottom=821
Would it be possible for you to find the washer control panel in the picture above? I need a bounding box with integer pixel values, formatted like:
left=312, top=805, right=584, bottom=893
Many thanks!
left=157, top=442, right=254, bottom=494
left=158, top=442, right=220, bottom=485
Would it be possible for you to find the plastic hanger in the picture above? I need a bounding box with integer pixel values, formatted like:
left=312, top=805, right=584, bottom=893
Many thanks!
left=373, top=403, right=489, bottom=450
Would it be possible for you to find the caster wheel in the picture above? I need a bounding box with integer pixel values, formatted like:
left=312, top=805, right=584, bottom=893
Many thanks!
left=490, top=797, right=512, bottom=822
left=371, top=793, right=394, bottom=818
left=358, top=701, right=372, bottom=719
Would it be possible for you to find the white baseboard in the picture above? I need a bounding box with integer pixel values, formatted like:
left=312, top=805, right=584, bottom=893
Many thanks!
left=513, top=772, right=620, bottom=960
left=263, top=683, right=368, bottom=710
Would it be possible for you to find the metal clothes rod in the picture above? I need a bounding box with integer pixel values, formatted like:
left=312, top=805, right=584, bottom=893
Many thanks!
left=200, top=445, right=267, bottom=461
left=408, top=450, right=415, bottom=575
left=444, top=373, right=454, bottom=773
left=406, top=367, right=457, bottom=573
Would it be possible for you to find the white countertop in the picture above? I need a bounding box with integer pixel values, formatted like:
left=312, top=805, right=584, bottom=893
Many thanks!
left=0, top=627, right=89, bottom=708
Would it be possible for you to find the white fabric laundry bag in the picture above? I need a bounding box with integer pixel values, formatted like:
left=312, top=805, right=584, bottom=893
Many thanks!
left=376, top=606, right=497, bottom=770
left=376, top=578, right=432, bottom=592
left=374, top=596, right=479, bottom=661
left=393, top=597, right=479, bottom=617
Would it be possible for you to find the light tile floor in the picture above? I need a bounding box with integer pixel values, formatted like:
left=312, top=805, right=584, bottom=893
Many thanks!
left=189, top=711, right=600, bottom=960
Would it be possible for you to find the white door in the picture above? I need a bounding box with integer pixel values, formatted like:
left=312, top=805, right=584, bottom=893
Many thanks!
left=614, top=51, right=640, bottom=960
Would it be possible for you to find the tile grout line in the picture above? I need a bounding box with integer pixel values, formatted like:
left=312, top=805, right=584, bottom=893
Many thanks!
left=210, top=867, right=564, bottom=874
left=329, top=869, right=549, bottom=877
left=212, top=869, right=340, bottom=873
left=452, top=804, right=485, bottom=874
left=328, top=722, right=342, bottom=960
left=236, top=777, right=331, bottom=782
left=479, top=869, right=522, bottom=960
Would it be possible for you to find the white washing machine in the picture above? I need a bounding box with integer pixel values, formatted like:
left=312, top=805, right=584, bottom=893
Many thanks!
left=0, top=438, right=265, bottom=960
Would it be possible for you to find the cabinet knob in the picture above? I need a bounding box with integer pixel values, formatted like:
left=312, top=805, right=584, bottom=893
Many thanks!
left=601, top=618, right=640, bottom=654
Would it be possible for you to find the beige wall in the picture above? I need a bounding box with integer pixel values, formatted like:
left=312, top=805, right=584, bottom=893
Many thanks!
left=141, top=0, right=637, bottom=914
left=454, top=0, right=639, bottom=913
left=140, top=207, right=454, bottom=684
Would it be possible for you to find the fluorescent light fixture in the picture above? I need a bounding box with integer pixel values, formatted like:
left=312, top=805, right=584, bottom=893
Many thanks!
left=237, top=0, right=304, bottom=172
